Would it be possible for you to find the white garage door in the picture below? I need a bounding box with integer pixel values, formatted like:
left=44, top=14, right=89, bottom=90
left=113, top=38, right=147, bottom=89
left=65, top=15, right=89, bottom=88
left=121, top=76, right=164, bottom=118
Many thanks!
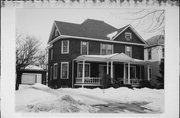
left=21, top=73, right=42, bottom=84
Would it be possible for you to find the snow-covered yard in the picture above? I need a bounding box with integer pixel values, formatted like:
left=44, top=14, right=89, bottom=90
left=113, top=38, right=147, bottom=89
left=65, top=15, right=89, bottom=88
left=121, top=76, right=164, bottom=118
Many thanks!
left=16, top=83, right=164, bottom=113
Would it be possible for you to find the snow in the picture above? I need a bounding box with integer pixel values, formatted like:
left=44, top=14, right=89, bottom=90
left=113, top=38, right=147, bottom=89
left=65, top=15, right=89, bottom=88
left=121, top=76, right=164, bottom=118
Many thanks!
left=107, top=31, right=118, bottom=39
left=25, top=65, right=43, bottom=70
left=16, top=84, right=164, bottom=113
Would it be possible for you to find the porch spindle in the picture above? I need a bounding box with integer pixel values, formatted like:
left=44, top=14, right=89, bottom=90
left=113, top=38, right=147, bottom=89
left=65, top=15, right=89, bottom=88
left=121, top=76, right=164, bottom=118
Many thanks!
left=107, top=62, right=109, bottom=75
left=110, top=61, right=113, bottom=84
left=128, top=62, right=130, bottom=84
left=82, top=60, right=85, bottom=88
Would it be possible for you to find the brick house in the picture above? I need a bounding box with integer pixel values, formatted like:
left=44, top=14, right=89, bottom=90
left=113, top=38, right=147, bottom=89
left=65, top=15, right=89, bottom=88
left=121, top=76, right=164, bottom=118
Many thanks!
left=47, top=19, right=148, bottom=88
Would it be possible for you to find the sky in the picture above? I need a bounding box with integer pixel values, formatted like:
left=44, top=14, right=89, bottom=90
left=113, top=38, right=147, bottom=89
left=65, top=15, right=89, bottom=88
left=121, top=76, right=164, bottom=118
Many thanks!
left=16, top=8, right=163, bottom=49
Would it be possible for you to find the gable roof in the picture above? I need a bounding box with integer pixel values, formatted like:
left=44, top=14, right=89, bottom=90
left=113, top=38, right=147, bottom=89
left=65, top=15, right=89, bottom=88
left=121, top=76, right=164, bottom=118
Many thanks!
left=146, top=35, right=164, bottom=47
left=48, top=19, right=146, bottom=45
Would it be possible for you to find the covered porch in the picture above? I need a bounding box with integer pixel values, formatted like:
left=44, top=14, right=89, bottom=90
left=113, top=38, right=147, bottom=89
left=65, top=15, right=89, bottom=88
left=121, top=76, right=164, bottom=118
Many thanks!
left=73, top=53, right=146, bottom=88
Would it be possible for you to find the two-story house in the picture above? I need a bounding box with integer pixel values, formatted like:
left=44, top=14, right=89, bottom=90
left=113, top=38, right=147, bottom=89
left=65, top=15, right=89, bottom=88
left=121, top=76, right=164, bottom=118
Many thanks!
left=144, top=35, right=164, bottom=87
left=47, top=19, right=148, bottom=88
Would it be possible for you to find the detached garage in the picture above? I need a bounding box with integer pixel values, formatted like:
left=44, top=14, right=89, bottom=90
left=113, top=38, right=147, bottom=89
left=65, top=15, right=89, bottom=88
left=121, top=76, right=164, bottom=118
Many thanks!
left=20, top=65, right=47, bottom=85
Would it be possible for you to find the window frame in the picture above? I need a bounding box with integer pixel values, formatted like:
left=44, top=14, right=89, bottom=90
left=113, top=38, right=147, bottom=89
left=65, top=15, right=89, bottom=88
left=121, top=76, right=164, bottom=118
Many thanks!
left=77, top=63, right=91, bottom=78
left=148, top=48, right=152, bottom=60
left=80, top=41, right=89, bottom=55
left=53, top=63, right=58, bottom=80
left=100, top=43, right=114, bottom=55
left=55, top=29, right=59, bottom=37
left=61, top=62, right=69, bottom=79
left=61, top=40, right=69, bottom=54
left=125, top=46, right=132, bottom=57
left=125, top=32, right=132, bottom=41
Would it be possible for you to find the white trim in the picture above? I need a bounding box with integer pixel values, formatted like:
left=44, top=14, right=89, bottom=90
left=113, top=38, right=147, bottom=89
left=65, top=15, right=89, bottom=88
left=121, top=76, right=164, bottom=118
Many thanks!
left=61, top=62, right=69, bottom=79
left=100, top=43, right=114, bottom=55
left=55, top=29, right=59, bottom=37
left=125, top=32, right=132, bottom=41
left=80, top=41, right=89, bottom=55
left=53, top=63, right=58, bottom=80
left=48, top=22, right=61, bottom=44
left=77, top=62, right=91, bottom=78
left=61, top=40, right=69, bottom=54
left=48, top=35, right=146, bottom=46
left=125, top=46, right=132, bottom=57
left=112, top=24, right=147, bottom=45
left=148, top=66, right=152, bottom=81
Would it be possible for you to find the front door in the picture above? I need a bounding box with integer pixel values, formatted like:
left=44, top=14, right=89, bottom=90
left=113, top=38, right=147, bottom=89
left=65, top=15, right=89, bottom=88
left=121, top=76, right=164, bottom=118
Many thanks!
left=99, top=64, right=115, bottom=78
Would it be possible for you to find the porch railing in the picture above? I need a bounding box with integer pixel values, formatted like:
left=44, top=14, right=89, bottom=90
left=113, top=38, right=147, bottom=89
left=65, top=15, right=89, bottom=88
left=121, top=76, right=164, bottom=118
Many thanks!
left=124, top=78, right=142, bottom=86
left=75, top=77, right=101, bottom=84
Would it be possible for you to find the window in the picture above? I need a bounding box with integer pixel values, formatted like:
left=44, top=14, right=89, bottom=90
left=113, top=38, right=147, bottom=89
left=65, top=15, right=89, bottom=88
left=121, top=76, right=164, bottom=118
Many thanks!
left=148, top=67, right=152, bottom=80
left=53, top=63, right=58, bottom=79
left=100, top=43, right=113, bottom=55
left=162, top=47, right=164, bottom=58
left=125, top=32, right=132, bottom=40
left=125, top=46, right=132, bottom=57
left=50, top=48, right=53, bottom=60
left=61, top=40, right=69, bottom=54
left=81, top=41, right=89, bottom=55
left=61, top=62, right=69, bottom=79
left=148, top=48, right=152, bottom=60
left=55, top=29, right=59, bottom=37
left=77, top=63, right=90, bottom=77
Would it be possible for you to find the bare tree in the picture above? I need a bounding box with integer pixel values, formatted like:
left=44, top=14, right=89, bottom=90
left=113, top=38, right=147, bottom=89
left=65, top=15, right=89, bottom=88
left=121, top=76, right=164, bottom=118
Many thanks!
left=16, top=34, right=41, bottom=90
left=130, top=9, right=165, bottom=34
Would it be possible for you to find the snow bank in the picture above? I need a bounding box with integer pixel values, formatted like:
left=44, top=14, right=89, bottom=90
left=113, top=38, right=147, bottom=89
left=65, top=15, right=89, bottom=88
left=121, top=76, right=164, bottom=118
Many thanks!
left=61, top=87, right=164, bottom=112
left=25, top=95, right=98, bottom=113
left=16, top=84, right=164, bottom=113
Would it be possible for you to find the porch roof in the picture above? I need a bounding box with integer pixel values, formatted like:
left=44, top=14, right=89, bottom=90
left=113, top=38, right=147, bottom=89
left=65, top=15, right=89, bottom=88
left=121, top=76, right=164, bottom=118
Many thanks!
left=74, top=53, right=146, bottom=64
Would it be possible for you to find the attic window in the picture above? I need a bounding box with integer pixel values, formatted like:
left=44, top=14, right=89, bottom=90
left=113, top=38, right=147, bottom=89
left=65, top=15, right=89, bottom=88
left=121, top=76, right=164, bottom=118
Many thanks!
left=125, top=32, right=132, bottom=41
left=55, top=29, right=59, bottom=37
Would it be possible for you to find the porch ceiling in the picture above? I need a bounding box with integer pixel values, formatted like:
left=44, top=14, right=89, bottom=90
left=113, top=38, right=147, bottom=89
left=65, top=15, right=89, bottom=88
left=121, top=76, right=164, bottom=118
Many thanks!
left=74, top=53, right=147, bottom=64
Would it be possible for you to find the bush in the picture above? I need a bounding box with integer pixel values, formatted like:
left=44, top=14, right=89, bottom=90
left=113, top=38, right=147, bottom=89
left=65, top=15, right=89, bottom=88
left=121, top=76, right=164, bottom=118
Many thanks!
left=101, top=74, right=112, bottom=89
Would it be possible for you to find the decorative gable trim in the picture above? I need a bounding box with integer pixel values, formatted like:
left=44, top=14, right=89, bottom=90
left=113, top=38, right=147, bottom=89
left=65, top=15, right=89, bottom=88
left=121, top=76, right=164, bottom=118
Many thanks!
left=48, top=21, right=61, bottom=43
left=112, top=24, right=147, bottom=45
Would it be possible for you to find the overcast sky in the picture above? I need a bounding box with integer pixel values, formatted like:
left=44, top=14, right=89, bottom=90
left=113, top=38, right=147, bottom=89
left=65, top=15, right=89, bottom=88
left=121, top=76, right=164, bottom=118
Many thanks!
left=16, top=8, right=163, bottom=49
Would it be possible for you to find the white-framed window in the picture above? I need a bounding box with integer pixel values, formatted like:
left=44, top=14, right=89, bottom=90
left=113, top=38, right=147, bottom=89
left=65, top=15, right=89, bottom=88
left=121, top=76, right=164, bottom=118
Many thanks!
left=100, top=43, right=114, bottom=55
left=55, top=29, right=59, bottom=37
left=125, top=46, right=132, bottom=57
left=61, top=62, right=69, bottom=79
left=77, top=63, right=90, bottom=77
left=148, top=67, right=152, bottom=80
left=50, top=48, right=53, bottom=60
left=53, top=63, right=58, bottom=80
left=81, top=41, right=89, bottom=55
left=148, top=48, right=152, bottom=60
left=61, top=40, right=69, bottom=54
left=125, top=32, right=132, bottom=40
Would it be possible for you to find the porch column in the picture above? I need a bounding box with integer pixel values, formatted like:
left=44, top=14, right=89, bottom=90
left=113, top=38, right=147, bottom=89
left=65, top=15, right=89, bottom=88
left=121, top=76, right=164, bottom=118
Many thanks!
left=128, top=62, right=130, bottom=84
left=106, top=62, right=109, bottom=75
left=140, top=65, right=141, bottom=79
left=82, top=60, right=85, bottom=88
left=147, top=64, right=150, bottom=81
left=110, top=61, right=113, bottom=84
left=123, top=63, right=126, bottom=84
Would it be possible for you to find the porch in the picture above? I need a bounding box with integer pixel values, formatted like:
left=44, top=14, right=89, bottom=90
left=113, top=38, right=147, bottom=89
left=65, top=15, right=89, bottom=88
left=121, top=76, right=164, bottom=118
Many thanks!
left=73, top=53, right=146, bottom=88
